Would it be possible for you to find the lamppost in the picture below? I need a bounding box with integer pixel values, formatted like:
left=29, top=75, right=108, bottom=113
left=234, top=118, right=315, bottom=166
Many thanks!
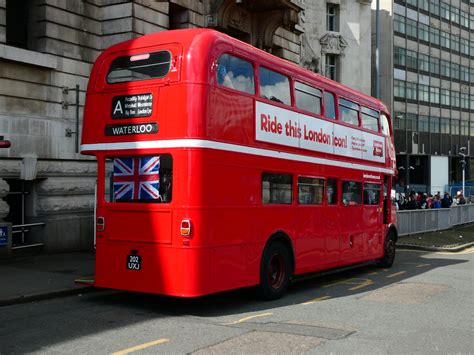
left=459, top=146, right=466, bottom=197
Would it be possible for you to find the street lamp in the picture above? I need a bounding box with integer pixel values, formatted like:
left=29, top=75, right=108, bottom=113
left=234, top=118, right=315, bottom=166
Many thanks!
left=459, top=147, right=466, bottom=197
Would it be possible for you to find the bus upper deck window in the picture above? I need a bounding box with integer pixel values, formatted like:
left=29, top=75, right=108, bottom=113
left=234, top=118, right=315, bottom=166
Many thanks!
left=339, top=98, right=359, bottom=126
left=259, top=67, right=291, bottom=105
left=107, top=50, right=171, bottom=84
left=361, top=106, right=379, bottom=132
left=324, top=91, right=336, bottom=119
left=295, top=81, right=322, bottom=115
left=216, top=54, right=255, bottom=94
left=380, top=113, right=391, bottom=136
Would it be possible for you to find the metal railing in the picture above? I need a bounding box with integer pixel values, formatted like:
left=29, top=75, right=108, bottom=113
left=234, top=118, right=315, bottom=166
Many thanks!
left=397, top=204, right=474, bottom=236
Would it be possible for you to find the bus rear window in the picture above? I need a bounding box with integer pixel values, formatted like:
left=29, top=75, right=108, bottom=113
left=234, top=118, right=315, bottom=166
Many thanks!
left=107, top=51, right=171, bottom=84
left=105, top=155, right=172, bottom=203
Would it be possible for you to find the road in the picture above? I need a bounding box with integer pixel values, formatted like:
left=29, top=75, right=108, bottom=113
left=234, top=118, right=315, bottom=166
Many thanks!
left=1, top=248, right=473, bottom=354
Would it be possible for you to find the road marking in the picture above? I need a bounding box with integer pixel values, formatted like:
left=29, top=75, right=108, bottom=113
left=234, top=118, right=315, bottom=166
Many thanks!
left=349, top=279, right=374, bottom=291
left=364, top=271, right=379, bottom=276
left=111, top=338, right=169, bottom=355
left=323, top=278, right=374, bottom=290
left=386, top=271, right=406, bottom=278
left=416, top=264, right=431, bottom=268
left=302, top=295, right=332, bottom=305
left=225, top=312, right=273, bottom=325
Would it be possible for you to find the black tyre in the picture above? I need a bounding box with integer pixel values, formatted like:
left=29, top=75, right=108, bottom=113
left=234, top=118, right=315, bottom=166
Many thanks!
left=257, top=241, right=291, bottom=300
left=376, top=231, right=396, bottom=268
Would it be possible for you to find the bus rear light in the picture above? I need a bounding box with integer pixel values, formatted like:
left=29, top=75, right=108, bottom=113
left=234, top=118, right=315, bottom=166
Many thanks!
left=180, top=219, right=191, bottom=237
left=97, top=216, right=106, bottom=232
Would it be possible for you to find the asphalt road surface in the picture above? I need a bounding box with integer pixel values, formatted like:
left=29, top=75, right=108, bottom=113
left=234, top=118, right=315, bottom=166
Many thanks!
left=1, top=247, right=473, bottom=354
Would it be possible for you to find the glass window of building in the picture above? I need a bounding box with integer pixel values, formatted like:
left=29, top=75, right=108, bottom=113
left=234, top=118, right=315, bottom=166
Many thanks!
left=394, top=14, right=406, bottom=34
left=430, top=86, right=440, bottom=104
left=441, top=60, right=451, bottom=78
left=461, top=38, right=470, bottom=56
left=441, top=2, right=451, bottom=21
left=430, top=1, right=440, bottom=17
left=406, top=82, right=417, bottom=100
left=419, top=0, right=429, bottom=11
left=394, top=80, right=406, bottom=98
left=406, top=18, right=418, bottom=38
left=430, top=27, right=440, bottom=46
left=461, top=12, right=469, bottom=28
left=325, top=54, right=338, bottom=81
left=405, top=113, right=416, bottom=131
left=326, top=3, right=339, bottom=32
left=451, top=35, right=460, bottom=53
left=461, top=120, right=469, bottom=136
left=451, top=90, right=460, bottom=108
left=441, top=31, right=450, bottom=49
left=418, top=53, right=429, bottom=72
left=419, top=84, right=430, bottom=102
left=430, top=57, right=440, bottom=75
left=441, top=89, right=450, bottom=106
left=418, top=22, right=430, bottom=42
left=419, top=115, right=429, bottom=132
left=451, top=6, right=460, bottom=24
left=461, top=92, right=470, bottom=109
left=440, top=117, right=450, bottom=133
left=471, top=122, right=474, bottom=137
left=406, top=0, right=417, bottom=6
left=430, top=116, right=440, bottom=133
left=406, top=49, right=418, bottom=70
left=470, top=68, right=474, bottom=84
left=451, top=63, right=460, bottom=81
left=451, top=119, right=460, bottom=135
left=394, top=46, right=406, bottom=66
left=461, top=66, right=470, bottom=82
left=393, top=113, right=405, bottom=130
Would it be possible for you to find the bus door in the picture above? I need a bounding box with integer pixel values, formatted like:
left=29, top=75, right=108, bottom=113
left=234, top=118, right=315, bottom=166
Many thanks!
left=340, top=180, right=364, bottom=261
left=294, top=176, right=326, bottom=272
left=363, top=182, right=383, bottom=257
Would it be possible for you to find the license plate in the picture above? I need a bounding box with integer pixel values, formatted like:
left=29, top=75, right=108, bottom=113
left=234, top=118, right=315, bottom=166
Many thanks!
left=127, top=255, right=141, bottom=271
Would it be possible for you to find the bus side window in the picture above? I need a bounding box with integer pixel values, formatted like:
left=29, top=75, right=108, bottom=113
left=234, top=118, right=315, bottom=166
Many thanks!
left=259, top=67, right=291, bottom=105
left=339, top=98, right=360, bottom=126
left=216, top=54, right=255, bottom=94
left=380, top=113, right=391, bottom=136
left=298, top=177, right=324, bottom=204
left=295, top=82, right=322, bottom=115
left=324, top=91, right=336, bottom=119
left=262, top=173, right=293, bottom=204
left=342, top=181, right=362, bottom=205
left=361, top=106, right=379, bottom=132
left=327, top=178, right=338, bottom=205
left=363, top=183, right=381, bottom=205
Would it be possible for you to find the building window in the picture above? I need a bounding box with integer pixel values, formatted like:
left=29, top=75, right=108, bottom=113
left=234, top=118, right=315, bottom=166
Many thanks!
left=325, top=55, right=338, bottom=81
left=451, top=63, right=460, bottom=81
left=406, top=82, right=417, bottom=101
left=430, top=57, right=440, bottom=75
left=440, top=31, right=450, bottom=49
left=430, top=27, right=440, bottom=46
left=461, top=93, right=470, bottom=109
left=461, top=120, right=469, bottom=136
left=461, top=38, right=470, bottom=56
left=6, top=0, right=29, bottom=49
left=451, top=90, right=460, bottom=108
left=441, top=60, right=450, bottom=78
left=418, top=84, right=430, bottom=103
left=430, top=86, right=440, bottom=104
left=419, top=0, right=429, bottom=11
left=419, top=115, right=429, bottom=132
left=394, top=47, right=406, bottom=66
left=405, top=113, right=416, bottom=131
left=430, top=116, right=440, bottom=133
left=440, top=117, right=450, bottom=134
left=418, top=53, right=429, bottom=72
left=418, top=22, right=430, bottom=42
left=394, top=80, right=406, bottom=98
left=406, top=18, right=418, bottom=38
left=441, top=2, right=451, bottom=21
left=326, top=3, right=339, bottom=32
left=406, top=49, right=418, bottom=70
left=451, top=35, right=460, bottom=53
left=441, top=89, right=450, bottom=106
left=461, top=66, right=470, bottom=82
left=394, top=14, right=406, bottom=34
left=451, top=119, right=460, bottom=135
left=430, top=1, right=440, bottom=17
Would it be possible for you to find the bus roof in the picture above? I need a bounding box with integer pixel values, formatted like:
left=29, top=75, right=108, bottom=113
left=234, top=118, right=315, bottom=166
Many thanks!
left=95, top=28, right=388, bottom=113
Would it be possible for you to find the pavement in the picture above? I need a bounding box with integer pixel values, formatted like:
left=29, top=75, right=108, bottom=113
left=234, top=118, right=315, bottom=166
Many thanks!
left=0, top=226, right=473, bottom=307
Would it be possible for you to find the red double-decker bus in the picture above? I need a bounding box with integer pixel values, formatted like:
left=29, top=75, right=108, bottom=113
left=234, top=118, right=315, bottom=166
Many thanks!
left=82, top=29, right=398, bottom=300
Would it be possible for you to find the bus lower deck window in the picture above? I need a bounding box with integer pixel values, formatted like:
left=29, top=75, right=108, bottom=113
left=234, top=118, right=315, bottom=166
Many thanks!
left=342, top=181, right=362, bottom=205
left=298, top=177, right=324, bottom=205
left=262, top=173, right=292, bottom=204
left=105, top=154, right=172, bottom=203
left=363, top=183, right=381, bottom=205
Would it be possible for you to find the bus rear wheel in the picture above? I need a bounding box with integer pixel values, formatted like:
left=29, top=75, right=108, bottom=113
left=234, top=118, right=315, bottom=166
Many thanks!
left=257, top=242, right=291, bottom=300
left=376, top=231, right=396, bottom=268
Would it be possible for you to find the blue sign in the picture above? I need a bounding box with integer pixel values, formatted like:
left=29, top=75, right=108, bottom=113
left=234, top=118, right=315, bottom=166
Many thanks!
left=0, top=226, right=7, bottom=247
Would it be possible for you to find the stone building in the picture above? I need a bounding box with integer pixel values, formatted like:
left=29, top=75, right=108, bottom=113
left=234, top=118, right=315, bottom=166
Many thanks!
left=0, top=0, right=373, bottom=253
left=373, top=0, right=474, bottom=194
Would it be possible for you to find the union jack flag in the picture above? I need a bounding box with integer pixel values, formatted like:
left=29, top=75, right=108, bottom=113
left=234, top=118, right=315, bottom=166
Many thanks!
left=113, top=156, right=161, bottom=201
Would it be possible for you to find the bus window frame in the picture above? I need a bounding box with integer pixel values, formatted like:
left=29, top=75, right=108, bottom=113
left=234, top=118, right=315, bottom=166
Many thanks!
left=95, top=43, right=183, bottom=92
